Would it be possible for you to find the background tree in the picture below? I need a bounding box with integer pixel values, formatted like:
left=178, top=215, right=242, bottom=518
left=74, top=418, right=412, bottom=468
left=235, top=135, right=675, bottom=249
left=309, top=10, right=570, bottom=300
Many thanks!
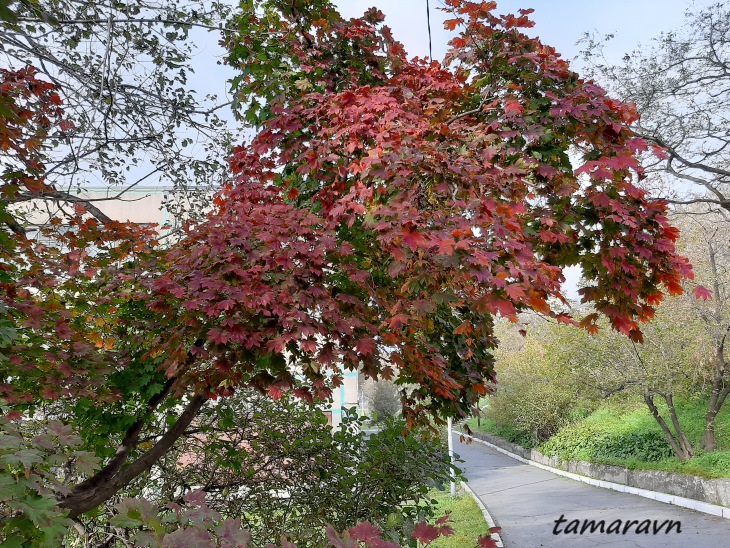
left=564, top=302, right=708, bottom=462
left=365, top=380, right=402, bottom=423
left=486, top=209, right=730, bottom=461
left=673, top=210, right=730, bottom=451
left=486, top=302, right=708, bottom=461
left=580, top=2, right=730, bottom=215
left=485, top=319, right=600, bottom=446
left=0, top=0, right=237, bottom=234
left=552, top=211, right=730, bottom=458
left=579, top=4, right=730, bottom=452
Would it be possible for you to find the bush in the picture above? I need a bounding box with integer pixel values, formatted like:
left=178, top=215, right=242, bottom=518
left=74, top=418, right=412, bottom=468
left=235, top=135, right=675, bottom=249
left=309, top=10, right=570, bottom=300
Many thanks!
left=493, top=423, right=538, bottom=449
left=539, top=422, right=612, bottom=461
left=3, top=389, right=460, bottom=547
left=483, top=321, right=601, bottom=446
left=540, top=422, right=673, bottom=463
left=485, top=380, right=576, bottom=445
left=595, top=431, right=674, bottom=462
left=76, top=393, right=457, bottom=548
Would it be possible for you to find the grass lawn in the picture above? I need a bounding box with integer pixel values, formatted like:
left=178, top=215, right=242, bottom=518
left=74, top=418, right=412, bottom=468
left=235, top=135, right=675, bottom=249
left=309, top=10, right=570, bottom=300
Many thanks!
left=466, top=397, right=730, bottom=478
left=428, top=489, right=494, bottom=547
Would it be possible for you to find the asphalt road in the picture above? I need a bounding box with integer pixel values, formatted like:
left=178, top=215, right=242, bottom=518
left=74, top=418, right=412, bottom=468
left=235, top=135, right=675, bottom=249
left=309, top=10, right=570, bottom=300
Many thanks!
left=453, top=434, right=730, bottom=547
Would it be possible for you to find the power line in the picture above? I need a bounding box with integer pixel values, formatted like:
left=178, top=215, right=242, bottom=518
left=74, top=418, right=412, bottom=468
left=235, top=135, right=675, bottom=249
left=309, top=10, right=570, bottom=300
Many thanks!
left=425, top=0, right=433, bottom=61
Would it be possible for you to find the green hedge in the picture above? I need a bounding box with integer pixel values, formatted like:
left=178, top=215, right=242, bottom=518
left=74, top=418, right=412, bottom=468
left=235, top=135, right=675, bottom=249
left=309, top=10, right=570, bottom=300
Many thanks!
left=540, top=422, right=673, bottom=462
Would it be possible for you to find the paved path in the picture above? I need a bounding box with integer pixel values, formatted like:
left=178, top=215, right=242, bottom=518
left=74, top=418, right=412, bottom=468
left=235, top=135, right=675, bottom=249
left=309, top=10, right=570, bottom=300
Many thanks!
left=453, top=434, right=730, bottom=547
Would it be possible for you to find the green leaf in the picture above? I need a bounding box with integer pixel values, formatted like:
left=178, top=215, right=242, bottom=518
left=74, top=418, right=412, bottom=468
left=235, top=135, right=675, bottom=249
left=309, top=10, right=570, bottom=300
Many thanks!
left=7, top=494, right=63, bottom=528
left=1, top=448, right=43, bottom=469
left=110, top=512, right=144, bottom=528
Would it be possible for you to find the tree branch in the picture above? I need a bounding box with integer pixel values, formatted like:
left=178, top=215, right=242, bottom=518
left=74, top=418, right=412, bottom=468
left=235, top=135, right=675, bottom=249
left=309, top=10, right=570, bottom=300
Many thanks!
left=3, top=216, right=27, bottom=237
left=62, top=376, right=176, bottom=499
left=637, top=131, right=730, bottom=181
left=61, top=392, right=207, bottom=518
left=14, top=17, right=232, bottom=33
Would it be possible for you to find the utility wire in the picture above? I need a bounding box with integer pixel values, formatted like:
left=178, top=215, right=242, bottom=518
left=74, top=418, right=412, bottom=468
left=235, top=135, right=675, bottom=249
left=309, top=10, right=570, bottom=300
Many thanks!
left=425, top=0, right=433, bottom=60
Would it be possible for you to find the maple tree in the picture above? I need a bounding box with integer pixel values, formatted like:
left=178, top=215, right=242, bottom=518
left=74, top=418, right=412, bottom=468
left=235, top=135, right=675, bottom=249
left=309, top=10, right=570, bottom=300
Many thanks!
left=0, top=51, right=453, bottom=548
left=1, top=0, right=698, bottom=543
left=0, top=66, right=63, bottom=234
left=221, top=0, right=693, bottom=423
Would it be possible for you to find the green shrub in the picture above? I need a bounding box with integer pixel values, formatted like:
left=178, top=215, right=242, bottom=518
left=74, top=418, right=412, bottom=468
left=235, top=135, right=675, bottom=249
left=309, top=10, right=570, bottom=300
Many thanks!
left=540, top=417, right=673, bottom=463
left=485, top=381, right=576, bottom=445
left=494, top=423, right=538, bottom=449
left=484, top=321, right=602, bottom=446
left=59, top=394, right=460, bottom=548
left=567, top=405, right=595, bottom=422
left=539, top=422, right=612, bottom=461
left=595, top=430, right=674, bottom=462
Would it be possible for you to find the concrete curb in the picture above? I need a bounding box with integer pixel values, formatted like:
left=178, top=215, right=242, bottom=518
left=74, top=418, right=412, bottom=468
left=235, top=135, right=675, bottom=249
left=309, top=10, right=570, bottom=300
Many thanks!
left=456, top=431, right=730, bottom=520
left=460, top=481, right=504, bottom=547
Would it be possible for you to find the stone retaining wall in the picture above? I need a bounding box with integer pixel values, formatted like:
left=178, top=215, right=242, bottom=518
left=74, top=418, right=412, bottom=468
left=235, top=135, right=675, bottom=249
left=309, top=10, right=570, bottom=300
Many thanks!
left=467, top=430, right=730, bottom=508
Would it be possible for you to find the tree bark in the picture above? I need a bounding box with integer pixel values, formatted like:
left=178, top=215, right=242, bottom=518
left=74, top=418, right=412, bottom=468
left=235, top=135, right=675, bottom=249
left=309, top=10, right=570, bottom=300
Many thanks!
left=702, top=324, right=730, bottom=452
left=663, top=393, right=694, bottom=459
left=60, top=392, right=207, bottom=518
left=643, top=391, right=693, bottom=461
left=63, top=377, right=175, bottom=499
left=702, top=381, right=730, bottom=452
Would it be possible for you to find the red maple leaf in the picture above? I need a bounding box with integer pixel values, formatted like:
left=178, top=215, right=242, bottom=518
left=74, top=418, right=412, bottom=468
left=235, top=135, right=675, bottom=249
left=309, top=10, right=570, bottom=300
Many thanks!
left=402, top=228, right=427, bottom=251
left=411, top=523, right=442, bottom=545
left=693, top=285, right=713, bottom=300
left=504, top=97, right=524, bottom=115
left=348, top=522, right=381, bottom=541
left=182, top=490, right=207, bottom=506
left=505, top=283, right=526, bottom=301
left=387, top=314, right=410, bottom=330
left=356, top=337, right=377, bottom=356
left=478, top=533, right=499, bottom=548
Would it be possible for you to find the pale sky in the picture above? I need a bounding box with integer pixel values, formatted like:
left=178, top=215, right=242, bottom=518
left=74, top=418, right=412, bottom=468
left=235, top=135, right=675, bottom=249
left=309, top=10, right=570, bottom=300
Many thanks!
left=334, top=0, right=700, bottom=66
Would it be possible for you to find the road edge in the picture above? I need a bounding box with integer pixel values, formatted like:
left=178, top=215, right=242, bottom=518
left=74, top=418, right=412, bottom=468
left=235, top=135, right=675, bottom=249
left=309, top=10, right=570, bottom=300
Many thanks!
left=457, top=431, right=730, bottom=520
left=460, top=480, right=505, bottom=547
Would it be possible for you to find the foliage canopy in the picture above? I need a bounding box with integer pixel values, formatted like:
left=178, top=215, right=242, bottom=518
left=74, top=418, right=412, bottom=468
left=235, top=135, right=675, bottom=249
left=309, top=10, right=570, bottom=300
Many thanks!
left=0, top=0, right=696, bottom=544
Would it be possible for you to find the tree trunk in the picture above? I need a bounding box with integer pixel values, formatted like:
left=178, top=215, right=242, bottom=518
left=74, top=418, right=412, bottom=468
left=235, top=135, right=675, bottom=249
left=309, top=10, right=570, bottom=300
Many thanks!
left=702, top=382, right=730, bottom=452
left=64, top=377, right=176, bottom=501
left=701, top=247, right=730, bottom=452
left=59, top=393, right=207, bottom=518
left=703, top=416, right=718, bottom=452
left=701, top=331, right=730, bottom=451
left=663, top=393, right=694, bottom=459
left=643, top=391, right=693, bottom=461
